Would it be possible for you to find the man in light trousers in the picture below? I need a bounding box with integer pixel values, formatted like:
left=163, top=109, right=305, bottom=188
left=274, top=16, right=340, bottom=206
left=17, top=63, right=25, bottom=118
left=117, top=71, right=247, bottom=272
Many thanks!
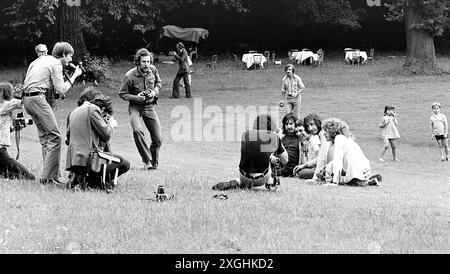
left=22, top=42, right=82, bottom=185
left=119, top=48, right=162, bottom=169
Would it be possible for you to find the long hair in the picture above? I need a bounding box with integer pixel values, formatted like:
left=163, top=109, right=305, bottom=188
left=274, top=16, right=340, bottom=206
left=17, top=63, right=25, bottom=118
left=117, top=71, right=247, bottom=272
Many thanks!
left=252, top=114, right=277, bottom=131
left=322, top=118, right=341, bottom=140
left=284, top=63, right=295, bottom=74
left=303, top=113, right=322, bottom=135
left=281, top=113, right=298, bottom=134
left=77, top=86, right=101, bottom=106
left=91, top=95, right=113, bottom=115
left=0, top=82, right=13, bottom=100
left=52, top=42, right=74, bottom=58
left=134, top=48, right=153, bottom=66
left=384, top=105, right=395, bottom=115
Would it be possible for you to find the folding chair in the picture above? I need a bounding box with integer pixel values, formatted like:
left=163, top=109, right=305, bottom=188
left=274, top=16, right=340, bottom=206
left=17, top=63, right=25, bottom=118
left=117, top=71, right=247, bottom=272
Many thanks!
left=316, top=49, right=324, bottom=67
left=189, top=46, right=198, bottom=59
left=253, top=54, right=263, bottom=70
left=351, top=50, right=361, bottom=66
left=264, top=51, right=271, bottom=68
left=206, top=55, right=218, bottom=70
left=367, top=48, right=375, bottom=64
left=233, top=53, right=245, bottom=69
left=98, top=151, right=121, bottom=191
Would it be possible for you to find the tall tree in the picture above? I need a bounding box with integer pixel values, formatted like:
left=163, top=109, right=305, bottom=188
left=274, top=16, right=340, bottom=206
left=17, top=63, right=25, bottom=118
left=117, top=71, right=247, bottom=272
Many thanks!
left=386, top=0, right=450, bottom=73
left=50, top=0, right=87, bottom=61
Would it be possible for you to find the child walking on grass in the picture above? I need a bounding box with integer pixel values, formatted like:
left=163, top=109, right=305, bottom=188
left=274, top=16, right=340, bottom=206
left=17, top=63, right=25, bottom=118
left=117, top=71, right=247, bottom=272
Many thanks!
left=378, top=105, right=400, bottom=162
left=430, top=102, right=448, bottom=161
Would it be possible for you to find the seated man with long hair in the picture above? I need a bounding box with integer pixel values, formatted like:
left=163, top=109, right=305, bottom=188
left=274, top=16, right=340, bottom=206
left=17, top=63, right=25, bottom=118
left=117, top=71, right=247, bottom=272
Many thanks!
left=212, top=114, right=288, bottom=190
left=313, top=118, right=381, bottom=186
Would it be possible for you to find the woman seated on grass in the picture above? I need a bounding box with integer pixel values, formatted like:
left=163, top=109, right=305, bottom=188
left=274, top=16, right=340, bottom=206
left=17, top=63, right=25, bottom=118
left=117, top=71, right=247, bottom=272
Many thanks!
left=212, top=114, right=288, bottom=190
left=312, top=118, right=381, bottom=186
left=293, top=113, right=325, bottom=179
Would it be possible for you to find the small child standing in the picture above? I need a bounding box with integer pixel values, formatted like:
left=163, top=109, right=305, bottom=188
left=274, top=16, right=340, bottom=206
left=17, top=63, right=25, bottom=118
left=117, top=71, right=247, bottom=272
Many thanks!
left=430, top=102, right=448, bottom=161
left=378, top=105, right=400, bottom=162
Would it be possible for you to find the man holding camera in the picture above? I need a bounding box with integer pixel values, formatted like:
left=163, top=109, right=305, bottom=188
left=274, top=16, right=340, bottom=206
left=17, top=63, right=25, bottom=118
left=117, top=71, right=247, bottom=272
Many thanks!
left=119, top=48, right=162, bottom=170
left=22, top=42, right=82, bottom=186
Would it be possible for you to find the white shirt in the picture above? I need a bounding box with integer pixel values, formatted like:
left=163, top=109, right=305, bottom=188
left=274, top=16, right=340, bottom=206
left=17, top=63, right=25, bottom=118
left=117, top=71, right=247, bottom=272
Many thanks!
left=0, top=99, right=23, bottom=147
left=430, top=113, right=448, bottom=135
left=314, top=134, right=371, bottom=183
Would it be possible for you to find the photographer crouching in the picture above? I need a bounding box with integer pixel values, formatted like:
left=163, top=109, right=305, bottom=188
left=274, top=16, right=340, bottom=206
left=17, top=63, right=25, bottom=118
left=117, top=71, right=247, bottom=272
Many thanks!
left=0, top=82, right=35, bottom=180
left=65, top=87, right=130, bottom=191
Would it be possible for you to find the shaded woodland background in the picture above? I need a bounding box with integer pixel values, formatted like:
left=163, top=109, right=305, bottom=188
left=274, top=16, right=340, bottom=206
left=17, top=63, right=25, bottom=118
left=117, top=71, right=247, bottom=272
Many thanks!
left=1, top=0, right=450, bottom=67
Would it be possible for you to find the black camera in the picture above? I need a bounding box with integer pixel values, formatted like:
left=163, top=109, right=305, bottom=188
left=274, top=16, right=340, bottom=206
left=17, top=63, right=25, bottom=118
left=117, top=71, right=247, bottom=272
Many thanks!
left=10, top=112, right=33, bottom=132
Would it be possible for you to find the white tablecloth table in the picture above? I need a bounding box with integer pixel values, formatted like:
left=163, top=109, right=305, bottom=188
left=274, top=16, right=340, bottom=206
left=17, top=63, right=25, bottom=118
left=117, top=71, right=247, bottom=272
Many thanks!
left=242, top=53, right=267, bottom=69
left=294, top=50, right=319, bottom=64
left=345, top=50, right=367, bottom=64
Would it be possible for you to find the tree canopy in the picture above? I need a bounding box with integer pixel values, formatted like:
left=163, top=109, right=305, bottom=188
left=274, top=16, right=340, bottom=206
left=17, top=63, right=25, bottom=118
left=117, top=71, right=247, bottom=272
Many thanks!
left=1, top=0, right=450, bottom=66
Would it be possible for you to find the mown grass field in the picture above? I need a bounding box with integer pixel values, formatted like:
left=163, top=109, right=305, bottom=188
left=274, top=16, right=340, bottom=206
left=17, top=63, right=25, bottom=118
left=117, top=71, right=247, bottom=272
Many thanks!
left=1, top=54, right=450, bottom=253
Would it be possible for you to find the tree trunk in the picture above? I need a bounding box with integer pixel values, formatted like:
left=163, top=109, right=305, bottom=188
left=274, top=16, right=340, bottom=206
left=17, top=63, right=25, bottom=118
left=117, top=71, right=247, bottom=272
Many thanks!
left=49, top=1, right=87, bottom=61
left=403, top=0, right=440, bottom=74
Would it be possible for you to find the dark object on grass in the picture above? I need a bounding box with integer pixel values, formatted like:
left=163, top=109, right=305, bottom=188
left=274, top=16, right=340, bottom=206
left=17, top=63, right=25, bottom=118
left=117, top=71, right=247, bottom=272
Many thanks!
left=213, top=194, right=228, bottom=200
left=212, top=180, right=239, bottom=191
left=154, top=185, right=175, bottom=202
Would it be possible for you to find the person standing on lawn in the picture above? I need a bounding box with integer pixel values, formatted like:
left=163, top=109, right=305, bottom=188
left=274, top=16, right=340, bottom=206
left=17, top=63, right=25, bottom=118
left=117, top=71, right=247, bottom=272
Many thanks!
left=119, top=48, right=162, bottom=170
left=280, top=64, right=305, bottom=118
left=22, top=41, right=82, bottom=186
left=171, top=42, right=191, bottom=99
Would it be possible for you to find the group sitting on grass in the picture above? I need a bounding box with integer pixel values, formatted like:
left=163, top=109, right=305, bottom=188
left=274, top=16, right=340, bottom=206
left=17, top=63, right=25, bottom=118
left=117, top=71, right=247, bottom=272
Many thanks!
left=212, top=113, right=382, bottom=191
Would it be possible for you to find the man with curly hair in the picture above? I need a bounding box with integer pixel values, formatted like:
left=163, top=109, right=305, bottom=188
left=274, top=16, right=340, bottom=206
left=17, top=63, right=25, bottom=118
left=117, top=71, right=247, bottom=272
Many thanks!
left=313, top=118, right=382, bottom=186
left=119, top=48, right=162, bottom=170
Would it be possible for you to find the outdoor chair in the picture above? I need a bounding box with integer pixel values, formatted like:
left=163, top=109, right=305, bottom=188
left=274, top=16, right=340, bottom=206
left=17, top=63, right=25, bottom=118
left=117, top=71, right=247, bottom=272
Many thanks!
left=253, top=54, right=263, bottom=69
left=264, top=51, right=271, bottom=68
left=206, top=55, right=218, bottom=69
left=316, top=49, right=324, bottom=67
left=367, top=48, right=375, bottom=64
left=289, top=49, right=299, bottom=60
left=233, top=53, right=246, bottom=69
left=189, top=46, right=198, bottom=59
left=351, top=50, right=360, bottom=66
left=272, top=52, right=282, bottom=65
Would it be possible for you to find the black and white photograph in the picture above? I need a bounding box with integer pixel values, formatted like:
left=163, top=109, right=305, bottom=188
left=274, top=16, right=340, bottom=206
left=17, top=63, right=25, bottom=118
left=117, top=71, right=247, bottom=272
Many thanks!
left=0, top=0, right=449, bottom=260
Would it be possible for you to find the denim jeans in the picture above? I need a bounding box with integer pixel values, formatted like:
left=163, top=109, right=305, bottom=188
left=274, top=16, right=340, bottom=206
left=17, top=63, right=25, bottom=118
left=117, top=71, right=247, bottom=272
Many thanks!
left=23, top=95, right=61, bottom=180
left=172, top=72, right=191, bottom=98
left=239, top=170, right=271, bottom=189
left=285, top=94, right=302, bottom=118
left=129, top=104, right=162, bottom=165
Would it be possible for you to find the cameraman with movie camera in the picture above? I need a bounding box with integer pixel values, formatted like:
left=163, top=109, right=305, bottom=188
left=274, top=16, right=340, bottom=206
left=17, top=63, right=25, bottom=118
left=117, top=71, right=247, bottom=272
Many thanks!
left=22, top=42, right=83, bottom=186
left=0, top=82, right=35, bottom=180
left=65, top=86, right=130, bottom=191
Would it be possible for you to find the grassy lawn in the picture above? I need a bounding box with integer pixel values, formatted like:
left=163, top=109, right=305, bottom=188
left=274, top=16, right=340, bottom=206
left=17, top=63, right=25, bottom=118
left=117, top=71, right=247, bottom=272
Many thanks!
left=1, top=55, right=450, bottom=253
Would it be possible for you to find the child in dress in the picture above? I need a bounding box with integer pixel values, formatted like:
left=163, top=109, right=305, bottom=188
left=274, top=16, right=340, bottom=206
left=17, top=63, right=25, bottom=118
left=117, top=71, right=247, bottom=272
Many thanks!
left=430, top=102, right=448, bottom=161
left=378, top=105, right=400, bottom=162
left=0, top=82, right=35, bottom=180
